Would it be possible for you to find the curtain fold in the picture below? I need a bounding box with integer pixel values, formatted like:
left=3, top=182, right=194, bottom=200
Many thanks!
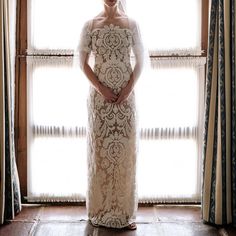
left=0, top=0, right=22, bottom=224
left=202, top=0, right=236, bottom=225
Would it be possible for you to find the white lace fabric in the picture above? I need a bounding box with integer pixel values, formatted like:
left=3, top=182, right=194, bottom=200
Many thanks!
left=77, top=20, right=143, bottom=228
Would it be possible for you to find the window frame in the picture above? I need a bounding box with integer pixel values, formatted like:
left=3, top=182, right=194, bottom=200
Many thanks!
left=15, top=0, right=209, bottom=203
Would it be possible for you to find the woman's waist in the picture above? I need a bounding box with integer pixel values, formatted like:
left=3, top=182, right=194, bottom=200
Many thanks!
left=96, top=72, right=132, bottom=90
left=93, top=59, right=132, bottom=69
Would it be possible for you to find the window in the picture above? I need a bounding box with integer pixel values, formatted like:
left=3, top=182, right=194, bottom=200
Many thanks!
left=15, top=0, right=208, bottom=203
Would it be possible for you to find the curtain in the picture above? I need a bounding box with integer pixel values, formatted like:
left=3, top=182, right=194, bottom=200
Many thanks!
left=202, top=0, right=236, bottom=225
left=0, top=0, right=22, bottom=224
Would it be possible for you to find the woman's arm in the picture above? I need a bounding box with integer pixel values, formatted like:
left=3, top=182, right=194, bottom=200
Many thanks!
left=80, top=52, right=118, bottom=103
left=115, top=21, right=144, bottom=104
left=128, top=51, right=144, bottom=90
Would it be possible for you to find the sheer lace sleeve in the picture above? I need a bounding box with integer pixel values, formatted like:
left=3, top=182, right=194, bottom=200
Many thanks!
left=78, top=21, right=92, bottom=53
left=131, top=21, right=144, bottom=60
left=130, top=20, right=145, bottom=82
left=73, top=20, right=92, bottom=70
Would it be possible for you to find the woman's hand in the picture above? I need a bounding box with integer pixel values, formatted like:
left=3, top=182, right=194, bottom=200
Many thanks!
left=98, top=83, right=118, bottom=103
left=115, top=81, right=134, bottom=104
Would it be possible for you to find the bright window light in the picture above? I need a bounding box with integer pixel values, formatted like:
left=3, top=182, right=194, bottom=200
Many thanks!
left=27, top=0, right=203, bottom=202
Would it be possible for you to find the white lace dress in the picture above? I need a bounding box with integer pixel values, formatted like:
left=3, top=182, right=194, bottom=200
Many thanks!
left=78, top=20, right=142, bottom=228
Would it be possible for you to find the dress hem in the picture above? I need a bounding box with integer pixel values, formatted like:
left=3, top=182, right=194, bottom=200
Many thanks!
left=89, top=218, right=136, bottom=229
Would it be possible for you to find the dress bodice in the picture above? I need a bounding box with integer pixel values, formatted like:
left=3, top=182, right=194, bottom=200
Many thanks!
left=77, top=20, right=143, bottom=94
left=78, top=20, right=143, bottom=61
left=89, top=24, right=134, bottom=65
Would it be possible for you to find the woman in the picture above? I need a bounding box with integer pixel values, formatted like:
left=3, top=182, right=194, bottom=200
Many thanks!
left=77, top=0, right=144, bottom=230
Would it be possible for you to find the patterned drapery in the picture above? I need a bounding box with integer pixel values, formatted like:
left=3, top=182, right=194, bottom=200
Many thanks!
left=202, top=0, right=236, bottom=225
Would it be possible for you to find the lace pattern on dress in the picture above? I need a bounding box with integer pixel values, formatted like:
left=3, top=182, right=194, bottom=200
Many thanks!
left=79, top=21, right=141, bottom=229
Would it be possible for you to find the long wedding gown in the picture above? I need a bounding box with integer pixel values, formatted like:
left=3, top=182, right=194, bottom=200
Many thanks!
left=78, top=19, right=143, bottom=228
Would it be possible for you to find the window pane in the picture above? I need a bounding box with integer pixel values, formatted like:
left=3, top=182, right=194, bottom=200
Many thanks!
left=138, top=139, right=199, bottom=200
left=28, top=0, right=102, bottom=50
left=136, top=66, right=198, bottom=128
left=29, top=0, right=201, bottom=53
left=27, top=58, right=203, bottom=201
left=27, top=58, right=89, bottom=199
left=28, top=60, right=89, bottom=126
left=127, top=0, right=201, bottom=53
left=28, top=137, right=87, bottom=198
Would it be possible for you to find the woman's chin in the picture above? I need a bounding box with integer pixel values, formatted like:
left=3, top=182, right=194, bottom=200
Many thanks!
left=106, top=4, right=117, bottom=7
left=105, top=0, right=118, bottom=7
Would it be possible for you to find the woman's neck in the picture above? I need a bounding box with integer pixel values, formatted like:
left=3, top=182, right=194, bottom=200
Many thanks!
left=103, top=4, right=120, bottom=19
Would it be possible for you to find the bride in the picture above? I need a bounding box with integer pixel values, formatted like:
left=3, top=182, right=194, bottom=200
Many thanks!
left=77, top=0, right=144, bottom=230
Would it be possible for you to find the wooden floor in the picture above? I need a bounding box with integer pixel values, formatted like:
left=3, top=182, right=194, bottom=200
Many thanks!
left=0, top=204, right=236, bottom=236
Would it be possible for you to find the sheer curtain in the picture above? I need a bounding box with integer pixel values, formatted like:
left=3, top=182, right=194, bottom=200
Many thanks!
left=26, top=0, right=206, bottom=203
left=136, top=57, right=205, bottom=202
left=27, top=57, right=88, bottom=201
